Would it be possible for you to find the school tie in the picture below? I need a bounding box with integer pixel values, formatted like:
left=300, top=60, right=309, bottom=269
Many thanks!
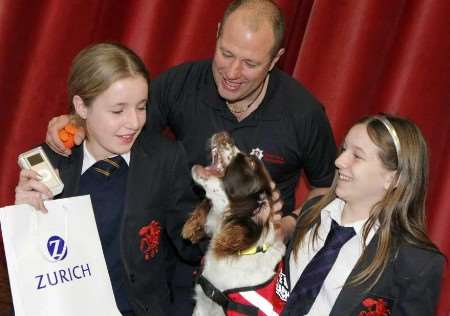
left=92, top=156, right=124, bottom=177
left=283, top=219, right=356, bottom=315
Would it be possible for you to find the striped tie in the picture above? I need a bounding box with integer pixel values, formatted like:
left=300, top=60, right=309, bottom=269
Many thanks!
left=93, top=156, right=123, bottom=177
left=283, top=219, right=356, bottom=315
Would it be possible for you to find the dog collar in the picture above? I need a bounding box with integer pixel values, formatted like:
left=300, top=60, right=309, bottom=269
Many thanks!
left=237, top=244, right=269, bottom=256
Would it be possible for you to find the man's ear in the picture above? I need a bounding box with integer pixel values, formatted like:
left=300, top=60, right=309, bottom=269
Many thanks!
left=216, top=22, right=221, bottom=39
left=73, top=95, right=87, bottom=119
left=269, top=48, right=285, bottom=71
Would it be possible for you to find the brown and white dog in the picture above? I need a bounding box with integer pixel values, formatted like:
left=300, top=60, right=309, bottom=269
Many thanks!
left=182, top=132, right=286, bottom=316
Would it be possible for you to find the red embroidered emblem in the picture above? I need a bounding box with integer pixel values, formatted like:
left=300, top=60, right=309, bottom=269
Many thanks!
left=263, top=153, right=285, bottom=164
left=358, top=297, right=391, bottom=316
left=139, top=220, right=161, bottom=260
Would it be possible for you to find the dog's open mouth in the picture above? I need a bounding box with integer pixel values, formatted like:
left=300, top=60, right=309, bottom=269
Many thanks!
left=192, top=131, right=240, bottom=181
left=194, top=147, right=224, bottom=179
left=207, top=147, right=225, bottom=176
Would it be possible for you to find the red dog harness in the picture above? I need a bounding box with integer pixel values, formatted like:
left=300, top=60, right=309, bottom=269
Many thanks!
left=197, top=262, right=287, bottom=315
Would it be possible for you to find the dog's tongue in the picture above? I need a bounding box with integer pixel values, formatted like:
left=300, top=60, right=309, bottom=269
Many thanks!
left=206, top=147, right=224, bottom=176
left=204, top=165, right=222, bottom=177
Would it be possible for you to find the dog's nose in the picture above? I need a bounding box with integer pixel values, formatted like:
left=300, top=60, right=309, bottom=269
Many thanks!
left=192, top=165, right=222, bottom=180
left=212, top=131, right=232, bottom=145
left=192, top=165, right=209, bottom=180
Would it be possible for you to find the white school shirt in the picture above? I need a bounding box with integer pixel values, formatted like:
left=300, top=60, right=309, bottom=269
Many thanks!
left=288, top=198, right=377, bottom=316
left=81, top=142, right=130, bottom=175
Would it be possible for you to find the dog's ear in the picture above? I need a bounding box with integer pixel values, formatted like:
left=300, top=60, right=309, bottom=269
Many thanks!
left=182, top=199, right=211, bottom=243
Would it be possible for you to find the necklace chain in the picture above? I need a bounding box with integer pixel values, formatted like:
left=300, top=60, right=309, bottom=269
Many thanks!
left=227, top=76, right=267, bottom=114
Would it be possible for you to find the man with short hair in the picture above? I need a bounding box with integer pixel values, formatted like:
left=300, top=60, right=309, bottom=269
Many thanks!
left=149, top=0, right=336, bottom=228
left=46, top=0, right=336, bottom=313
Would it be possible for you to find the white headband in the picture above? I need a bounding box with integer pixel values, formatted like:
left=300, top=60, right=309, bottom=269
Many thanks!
left=373, top=115, right=401, bottom=157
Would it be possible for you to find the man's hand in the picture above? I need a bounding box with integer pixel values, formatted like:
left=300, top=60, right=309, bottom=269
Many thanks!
left=280, top=215, right=297, bottom=242
left=269, top=181, right=289, bottom=242
left=46, top=115, right=85, bottom=156
left=15, top=169, right=55, bottom=212
left=280, top=186, right=330, bottom=242
left=270, top=181, right=283, bottom=221
left=269, top=181, right=299, bottom=242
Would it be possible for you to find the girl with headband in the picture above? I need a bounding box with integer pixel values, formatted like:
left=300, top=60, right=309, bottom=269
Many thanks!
left=281, top=114, right=444, bottom=315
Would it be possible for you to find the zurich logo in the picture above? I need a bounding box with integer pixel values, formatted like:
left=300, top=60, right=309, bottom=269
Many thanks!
left=47, top=235, right=68, bottom=261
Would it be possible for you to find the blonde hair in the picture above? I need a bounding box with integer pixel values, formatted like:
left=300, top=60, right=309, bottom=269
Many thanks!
left=292, top=114, right=440, bottom=288
left=68, top=42, right=149, bottom=111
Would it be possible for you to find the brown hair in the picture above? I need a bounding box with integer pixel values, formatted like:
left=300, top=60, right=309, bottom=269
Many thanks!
left=68, top=42, right=149, bottom=111
left=213, top=153, right=273, bottom=256
left=218, top=0, right=285, bottom=57
left=292, top=114, right=440, bottom=288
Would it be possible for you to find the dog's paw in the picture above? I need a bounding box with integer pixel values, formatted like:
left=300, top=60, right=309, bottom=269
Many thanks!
left=182, top=200, right=210, bottom=243
left=182, top=218, right=206, bottom=243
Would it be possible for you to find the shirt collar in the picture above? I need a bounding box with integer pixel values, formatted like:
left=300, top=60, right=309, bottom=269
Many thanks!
left=81, top=142, right=130, bottom=174
left=321, top=198, right=373, bottom=237
left=203, top=61, right=282, bottom=121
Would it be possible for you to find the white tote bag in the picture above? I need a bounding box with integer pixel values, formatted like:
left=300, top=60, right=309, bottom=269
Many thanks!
left=0, top=195, right=122, bottom=316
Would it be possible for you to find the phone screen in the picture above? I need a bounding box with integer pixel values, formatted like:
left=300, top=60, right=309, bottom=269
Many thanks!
left=28, top=153, right=44, bottom=166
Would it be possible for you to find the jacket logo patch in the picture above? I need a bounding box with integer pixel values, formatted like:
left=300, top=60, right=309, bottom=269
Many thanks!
left=139, top=220, right=161, bottom=260
left=263, top=153, right=285, bottom=164
left=250, top=148, right=286, bottom=164
left=275, top=270, right=289, bottom=302
left=250, top=148, right=264, bottom=160
left=358, top=297, right=392, bottom=316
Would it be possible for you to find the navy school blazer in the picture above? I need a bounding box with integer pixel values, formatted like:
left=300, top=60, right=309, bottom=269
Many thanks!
left=283, top=198, right=445, bottom=316
left=42, top=131, right=202, bottom=316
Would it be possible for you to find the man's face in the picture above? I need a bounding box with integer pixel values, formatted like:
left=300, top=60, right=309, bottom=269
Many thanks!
left=212, top=12, right=282, bottom=104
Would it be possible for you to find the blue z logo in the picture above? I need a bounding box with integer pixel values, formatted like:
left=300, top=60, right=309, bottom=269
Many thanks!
left=47, top=236, right=68, bottom=261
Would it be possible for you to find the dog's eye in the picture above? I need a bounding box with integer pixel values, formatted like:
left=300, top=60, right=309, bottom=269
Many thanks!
left=258, top=193, right=268, bottom=203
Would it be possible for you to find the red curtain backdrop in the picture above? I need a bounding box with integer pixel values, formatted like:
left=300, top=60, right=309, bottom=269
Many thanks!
left=0, top=1, right=448, bottom=315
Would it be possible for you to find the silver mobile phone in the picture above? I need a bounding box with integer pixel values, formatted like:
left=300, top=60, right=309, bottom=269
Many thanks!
left=18, top=146, right=64, bottom=196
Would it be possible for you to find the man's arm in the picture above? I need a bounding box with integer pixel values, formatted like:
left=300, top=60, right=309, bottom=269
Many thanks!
left=279, top=93, right=336, bottom=240
left=45, top=65, right=178, bottom=157
left=280, top=186, right=329, bottom=241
